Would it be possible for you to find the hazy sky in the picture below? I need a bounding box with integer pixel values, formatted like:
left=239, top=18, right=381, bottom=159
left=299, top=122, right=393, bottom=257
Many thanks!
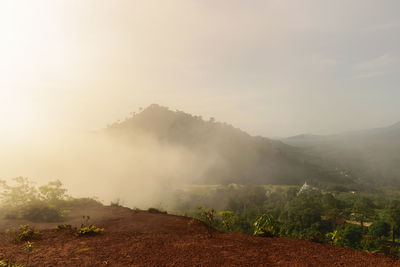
left=1, top=0, right=400, bottom=139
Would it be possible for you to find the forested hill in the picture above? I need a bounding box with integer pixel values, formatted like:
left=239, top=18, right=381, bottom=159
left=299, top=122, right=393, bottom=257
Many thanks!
left=104, top=104, right=355, bottom=190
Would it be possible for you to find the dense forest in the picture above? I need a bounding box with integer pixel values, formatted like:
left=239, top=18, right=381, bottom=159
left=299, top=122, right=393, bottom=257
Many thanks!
left=166, top=183, right=400, bottom=256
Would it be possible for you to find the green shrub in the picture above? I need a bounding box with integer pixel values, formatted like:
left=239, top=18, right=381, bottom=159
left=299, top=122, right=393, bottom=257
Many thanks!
left=368, top=241, right=400, bottom=257
left=16, top=225, right=39, bottom=242
left=0, top=259, right=23, bottom=267
left=369, top=220, right=390, bottom=239
left=76, top=215, right=104, bottom=236
left=199, top=208, right=216, bottom=228
left=303, top=228, right=326, bottom=243
left=76, top=225, right=104, bottom=236
left=219, top=211, right=235, bottom=232
left=188, top=206, right=217, bottom=237
left=253, top=214, right=280, bottom=237
left=326, top=230, right=340, bottom=245
left=337, top=224, right=363, bottom=248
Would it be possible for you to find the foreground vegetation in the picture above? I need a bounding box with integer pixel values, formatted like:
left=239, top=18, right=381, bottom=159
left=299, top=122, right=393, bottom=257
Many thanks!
left=0, top=178, right=105, bottom=267
left=0, top=177, right=101, bottom=222
left=170, top=184, right=400, bottom=256
left=2, top=177, right=400, bottom=258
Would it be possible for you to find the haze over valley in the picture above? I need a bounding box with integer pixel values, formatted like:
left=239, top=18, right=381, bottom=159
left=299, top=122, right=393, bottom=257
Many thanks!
left=1, top=103, right=398, bottom=208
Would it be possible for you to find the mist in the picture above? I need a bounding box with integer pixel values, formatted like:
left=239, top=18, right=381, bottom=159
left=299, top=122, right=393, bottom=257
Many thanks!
left=0, top=0, right=399, bottom=214
left=0, top=127, right=215, bottom=208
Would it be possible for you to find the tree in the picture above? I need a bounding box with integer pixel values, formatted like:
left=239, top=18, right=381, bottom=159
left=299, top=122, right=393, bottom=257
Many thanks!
left=39, top=180, right=68, bottom=204
left=386, top=200, right=400, bottom=243
left=368, top=220, right=390, bottom=239
left=282, top=191, right=323, bottom=229
left=0, top=178, right=69, bottom=222
left=0, top=177, right=38, bottom=208
left=351, top=197, right=375, bottom=228
left=339, top=224, right=363, bottom=248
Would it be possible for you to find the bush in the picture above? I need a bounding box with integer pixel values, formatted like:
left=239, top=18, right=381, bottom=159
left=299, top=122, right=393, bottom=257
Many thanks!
left=0, top=178, right=103, bottom=223
left=16, top=224, right=39, bottom=241
left=188, top=207, right=217, bottom=237
left=337, top=224, right=363, bottom=248
left=0, top=259, right=23, bottom=267
left=21, top=201, right=64, bottom=222
left=369, top=220, right=390, bottom=239
left=219, top=211, right=235, bottom=232
left=199, top=208, right=216, bottom=228
left=1, top=202, right=65, bottom=222
left=76, top=225, right=104, bottom=236
left=326, top=230, right=340, bottom=245
left=303, top=228, right=326, bottom=243
left=380, top=242, right=400, bottom=257
left=0, top=178, right=101, bottom=223
left=253, top=214, right=280, bottom=237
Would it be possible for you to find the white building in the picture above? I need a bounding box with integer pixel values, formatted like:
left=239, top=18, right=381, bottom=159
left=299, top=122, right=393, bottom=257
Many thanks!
left=297, top=181, right=318, bottom=195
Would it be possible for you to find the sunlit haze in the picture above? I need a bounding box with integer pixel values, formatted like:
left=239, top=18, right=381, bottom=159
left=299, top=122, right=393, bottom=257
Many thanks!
left=1, top=0, right=400, bottom=206
left=1, top=0, right=399, bottom=140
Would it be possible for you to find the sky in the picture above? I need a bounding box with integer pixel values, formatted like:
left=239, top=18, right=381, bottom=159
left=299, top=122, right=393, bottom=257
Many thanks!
left=1, top=0, right=400, bottom=139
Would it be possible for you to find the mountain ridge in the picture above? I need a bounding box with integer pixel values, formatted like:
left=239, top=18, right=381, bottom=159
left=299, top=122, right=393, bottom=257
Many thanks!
left=284, top=120, right=400, bottom=143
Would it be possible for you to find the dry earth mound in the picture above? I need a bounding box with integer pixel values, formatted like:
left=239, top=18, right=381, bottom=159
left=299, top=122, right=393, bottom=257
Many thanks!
left=0, top=206, right=399, bottom=266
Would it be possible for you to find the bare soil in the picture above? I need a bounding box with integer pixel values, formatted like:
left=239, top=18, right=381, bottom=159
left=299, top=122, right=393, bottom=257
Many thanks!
left=0, top=206, right=399, bottom=266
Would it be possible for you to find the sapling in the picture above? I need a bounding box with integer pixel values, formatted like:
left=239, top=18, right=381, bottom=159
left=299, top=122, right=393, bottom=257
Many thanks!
left=24, top=241, right=34, bottom=267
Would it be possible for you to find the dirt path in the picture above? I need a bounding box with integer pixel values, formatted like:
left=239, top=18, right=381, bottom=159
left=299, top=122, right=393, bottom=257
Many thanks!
left=0, top=206, right=399, bottom=266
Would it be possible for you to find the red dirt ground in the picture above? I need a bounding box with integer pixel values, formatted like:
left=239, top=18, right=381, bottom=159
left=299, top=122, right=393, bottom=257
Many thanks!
left=0, top=206, right=399, bottom=266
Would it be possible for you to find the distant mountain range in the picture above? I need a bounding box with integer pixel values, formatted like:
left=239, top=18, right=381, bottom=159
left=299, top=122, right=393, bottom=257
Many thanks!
left=285, top=121, right=400, bottom=144
left=283, top=121, right=400, bottom=188
left=102, top=104, right=363, bottom=191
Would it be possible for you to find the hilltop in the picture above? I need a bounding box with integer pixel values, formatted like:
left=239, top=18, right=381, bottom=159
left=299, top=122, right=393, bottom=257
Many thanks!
left=0, top=206, right=398, bottom=266
left=103, top=104, right=356, bottom=190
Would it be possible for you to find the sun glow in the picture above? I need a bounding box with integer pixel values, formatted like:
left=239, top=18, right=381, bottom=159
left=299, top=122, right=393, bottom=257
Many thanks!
left=0, top=2, right=67, bottom=139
